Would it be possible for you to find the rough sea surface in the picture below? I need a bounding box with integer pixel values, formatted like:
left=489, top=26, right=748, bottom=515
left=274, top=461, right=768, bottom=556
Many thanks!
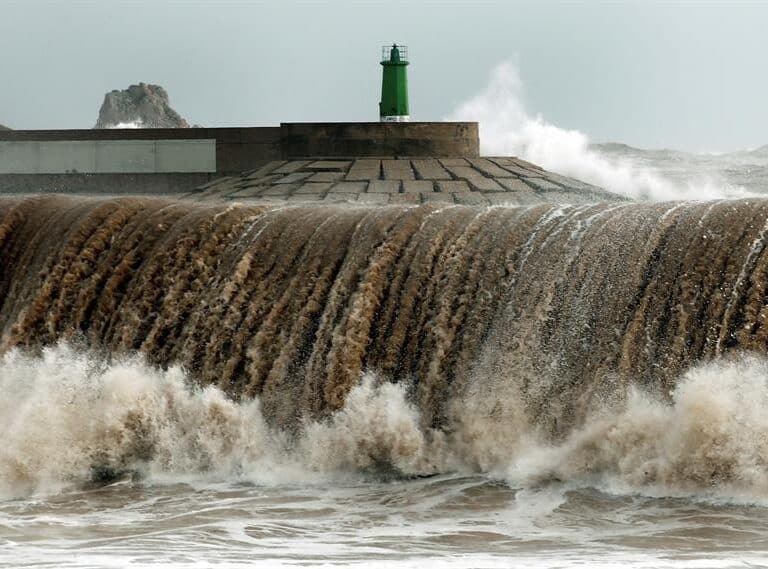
left=592, top=142, right=768, bottom=198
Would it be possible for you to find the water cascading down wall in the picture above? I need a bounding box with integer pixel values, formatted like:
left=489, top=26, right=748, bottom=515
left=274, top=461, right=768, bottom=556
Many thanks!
left=1, top=195, right=767, bottom=438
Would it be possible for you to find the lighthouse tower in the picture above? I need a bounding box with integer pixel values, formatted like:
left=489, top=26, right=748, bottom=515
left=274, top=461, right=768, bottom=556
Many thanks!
left=379, top=44, right=409, bottom=122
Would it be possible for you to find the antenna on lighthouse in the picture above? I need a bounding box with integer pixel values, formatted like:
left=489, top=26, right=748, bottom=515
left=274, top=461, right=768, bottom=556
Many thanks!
left=379, top=44, right=410, bottom=122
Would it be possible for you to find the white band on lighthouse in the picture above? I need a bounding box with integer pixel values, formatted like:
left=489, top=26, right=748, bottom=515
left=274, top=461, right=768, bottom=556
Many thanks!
left=381, top=115, right=410, bottom=123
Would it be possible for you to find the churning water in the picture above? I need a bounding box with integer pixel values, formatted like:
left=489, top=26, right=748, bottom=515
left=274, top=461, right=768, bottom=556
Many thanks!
left=3, top=196, right=768, bottom=566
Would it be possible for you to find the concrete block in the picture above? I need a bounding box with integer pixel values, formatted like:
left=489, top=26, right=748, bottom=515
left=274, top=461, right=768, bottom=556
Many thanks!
left=467, top=177, right=503, bottom=191
left=306, top=160, right=351, bottom=171
left=412, top=158, right=451, bottom=180
left=382, top=160, right=414, bottom=180
left=368, top=180, right=401, bottom=193
left=498, top=178, right=536, bottom=192
left=503, top=164, right=542, bottom=178
left=345, top=170, right=380, bottom=181
left=308, top=171, right=343, bottom=182
left=347, top=159, right=381, bottom=181
left=274, top=160, right=310, bottom=173
left=402, top=180, right=434, bottom=193
left=245, top=160, right=286, bottom=178
left=541, top=173, right=597, bottom=191
left=351, top=159, right=381, bottom=170
left=468, top=158, right=514, bottom=178
left=489, top=157, right=543, bottom=177
left=331, top=181, right=368, bottom=193
left=511, top=157, right=547, bottom=173
left=436, top=180, right=470, bottom=193
left=241, top=173, right=283, bottom=186
left=443, top=165, right=478, bottom=179
left=445, top=166, right=503, bottom=191
left=274, top=172, right=313, bottom=184
left=295, top=182, right=332, bottom=194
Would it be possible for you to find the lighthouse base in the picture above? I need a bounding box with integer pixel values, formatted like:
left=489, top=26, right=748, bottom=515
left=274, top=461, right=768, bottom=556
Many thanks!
left=380, top=115, right=410, bottom=123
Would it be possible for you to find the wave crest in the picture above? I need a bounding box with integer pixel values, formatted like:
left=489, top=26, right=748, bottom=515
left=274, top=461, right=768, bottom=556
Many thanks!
left=5, top=345, right=768, bottom=504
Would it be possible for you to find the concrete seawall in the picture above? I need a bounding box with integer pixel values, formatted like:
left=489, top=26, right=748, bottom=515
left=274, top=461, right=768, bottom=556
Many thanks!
left=0, top=123, right=478, bottom=193
left=281, top=123, right=478, bottom=159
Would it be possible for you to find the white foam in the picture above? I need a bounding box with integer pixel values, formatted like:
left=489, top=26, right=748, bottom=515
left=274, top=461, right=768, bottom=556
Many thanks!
left=5, top=344, right=768, bottom=505
left=0, top=345, right=445, bottom=497
left=497, top=356, right=768, bottom=505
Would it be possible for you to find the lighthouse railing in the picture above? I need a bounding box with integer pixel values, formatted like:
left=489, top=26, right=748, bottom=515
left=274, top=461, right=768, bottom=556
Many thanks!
left=380, top=45, right=408, bottom=63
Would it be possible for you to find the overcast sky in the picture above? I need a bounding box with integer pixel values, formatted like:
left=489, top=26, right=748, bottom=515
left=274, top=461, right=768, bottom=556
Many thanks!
left=1, top=0, right=766, bottom=151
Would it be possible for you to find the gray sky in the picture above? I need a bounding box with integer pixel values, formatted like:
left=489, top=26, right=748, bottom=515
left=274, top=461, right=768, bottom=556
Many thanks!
left=1, top=0, right=766, bottom=151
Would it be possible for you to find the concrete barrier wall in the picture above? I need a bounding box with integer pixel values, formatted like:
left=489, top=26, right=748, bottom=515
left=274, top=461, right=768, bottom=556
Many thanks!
left=0, top=122, right=480, bottom=174
left=0, top=122, right=479, bottom=193
left=281, top=122, right=479, bottom=158
left=0, top=139, right=216, bottom=174
left=0, top=127, right=284, bottom=175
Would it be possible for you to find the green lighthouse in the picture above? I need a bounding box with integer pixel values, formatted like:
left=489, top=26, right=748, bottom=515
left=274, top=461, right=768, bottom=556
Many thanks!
left=379, top=44, right=409, bottom=122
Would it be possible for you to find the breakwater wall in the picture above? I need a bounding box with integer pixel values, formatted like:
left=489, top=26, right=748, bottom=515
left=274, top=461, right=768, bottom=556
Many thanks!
left=0, top=122, right=478, bottom=194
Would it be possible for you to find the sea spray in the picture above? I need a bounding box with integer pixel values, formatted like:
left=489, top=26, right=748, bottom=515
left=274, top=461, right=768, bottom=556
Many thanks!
left=500, top=356, right=768, bottom=502
left=447, top=61, right=743, bottom=200
left=5, top=344, right=768, bottom=505
left=0, top=345, right=449, bottom=498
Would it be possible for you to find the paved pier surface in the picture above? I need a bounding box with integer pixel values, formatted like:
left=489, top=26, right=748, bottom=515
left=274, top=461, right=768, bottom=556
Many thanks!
left=188, top=156, right=623, bottom=205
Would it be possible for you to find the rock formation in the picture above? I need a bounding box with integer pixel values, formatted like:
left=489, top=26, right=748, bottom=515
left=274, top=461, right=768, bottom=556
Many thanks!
left=0, top=124, right=11, bottom=131
left=94, top=83, right=190, bottom=129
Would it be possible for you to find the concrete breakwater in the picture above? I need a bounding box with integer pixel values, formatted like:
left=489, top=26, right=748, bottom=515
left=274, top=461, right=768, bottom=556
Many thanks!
left=1, top=196, right=767, bottom=437
left=0, top=122, right=478, bottom=194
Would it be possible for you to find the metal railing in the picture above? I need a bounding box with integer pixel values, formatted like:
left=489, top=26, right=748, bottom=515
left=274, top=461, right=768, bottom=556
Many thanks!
left=381, top=44, right=408, bottom=62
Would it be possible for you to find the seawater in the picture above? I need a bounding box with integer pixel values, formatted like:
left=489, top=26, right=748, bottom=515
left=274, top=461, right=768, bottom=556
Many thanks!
left=1, top=348, right=768, bottom=567
left=5, top=477, right=768, bottom=568
left=3, top=196, right=768, bottom=566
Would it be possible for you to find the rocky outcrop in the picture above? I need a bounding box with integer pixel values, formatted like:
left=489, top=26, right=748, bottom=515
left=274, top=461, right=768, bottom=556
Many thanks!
left=0, top=124, right=11, bottom=131
left=94, top=83, right=190, bottom=129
